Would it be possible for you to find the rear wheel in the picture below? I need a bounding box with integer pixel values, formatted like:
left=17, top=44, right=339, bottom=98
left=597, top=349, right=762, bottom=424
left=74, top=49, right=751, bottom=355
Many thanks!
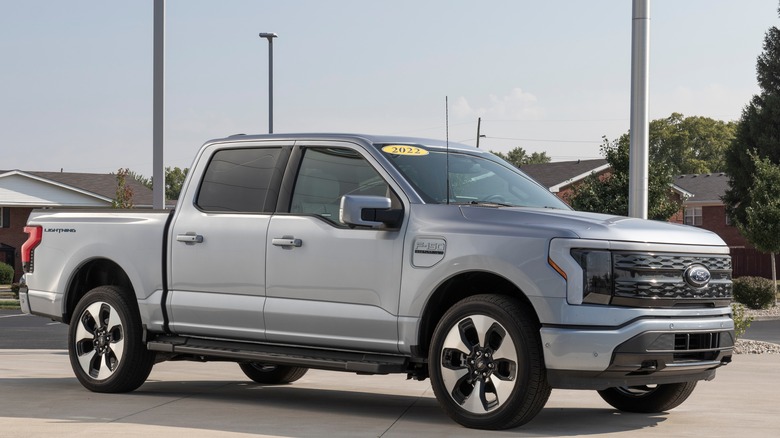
left=239, top=362, right=308, bottom=384
left=68, top=285, right=155, bottom=393
left=598, top=382, right=698, bottom=413
left=428, top=294, right=551, bottom=430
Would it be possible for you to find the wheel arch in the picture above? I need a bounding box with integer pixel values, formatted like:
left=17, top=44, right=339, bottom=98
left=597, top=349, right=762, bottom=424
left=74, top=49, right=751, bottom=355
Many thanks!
left=63, top=258, right=135, bottom=324
left=416, top=270, right=540, bottom=358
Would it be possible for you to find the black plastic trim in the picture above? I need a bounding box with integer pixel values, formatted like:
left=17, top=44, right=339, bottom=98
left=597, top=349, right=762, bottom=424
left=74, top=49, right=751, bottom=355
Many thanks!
left=147, top=335, right=410, bottom=375
left=160, top=209, right=176, bottom=333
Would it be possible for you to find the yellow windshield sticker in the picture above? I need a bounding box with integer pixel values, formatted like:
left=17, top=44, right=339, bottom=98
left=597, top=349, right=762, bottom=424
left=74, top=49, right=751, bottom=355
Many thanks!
left=381, top=145, right=429, bottom=156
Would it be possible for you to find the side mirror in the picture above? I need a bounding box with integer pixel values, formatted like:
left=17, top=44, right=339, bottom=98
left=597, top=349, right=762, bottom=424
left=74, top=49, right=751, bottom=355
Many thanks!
left=340, top=195, right=402, bottom=228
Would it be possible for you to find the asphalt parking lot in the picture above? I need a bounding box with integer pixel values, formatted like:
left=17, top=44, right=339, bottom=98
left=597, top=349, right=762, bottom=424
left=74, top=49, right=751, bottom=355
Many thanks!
left=2, top=308, right=779, bottom=436
left=1, top=349, right=779, bottom=437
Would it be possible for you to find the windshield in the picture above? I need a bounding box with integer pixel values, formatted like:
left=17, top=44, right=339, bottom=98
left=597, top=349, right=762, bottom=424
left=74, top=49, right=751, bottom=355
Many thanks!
left=377, top=144, right=570, bottom=209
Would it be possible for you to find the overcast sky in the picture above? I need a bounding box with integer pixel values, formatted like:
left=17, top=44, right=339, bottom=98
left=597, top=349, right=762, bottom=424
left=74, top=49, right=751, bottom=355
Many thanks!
left=1, top=0, right=777, bottom=177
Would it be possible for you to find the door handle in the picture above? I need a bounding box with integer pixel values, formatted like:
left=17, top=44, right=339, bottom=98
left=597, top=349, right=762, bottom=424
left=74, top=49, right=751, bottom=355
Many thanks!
left=272, top=237, right=302, bottom=248
left=176, top=233, right=204, bottom=244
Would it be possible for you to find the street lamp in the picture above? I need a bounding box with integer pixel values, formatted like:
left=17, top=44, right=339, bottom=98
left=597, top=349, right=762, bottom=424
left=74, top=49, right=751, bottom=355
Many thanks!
left=259, top=32, right=278, bottom=133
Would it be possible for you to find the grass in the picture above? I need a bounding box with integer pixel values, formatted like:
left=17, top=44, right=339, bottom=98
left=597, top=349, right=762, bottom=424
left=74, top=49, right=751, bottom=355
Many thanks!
left=0, top=283, right=20, bottom=310
left=0, top=300, right=20, bottom=310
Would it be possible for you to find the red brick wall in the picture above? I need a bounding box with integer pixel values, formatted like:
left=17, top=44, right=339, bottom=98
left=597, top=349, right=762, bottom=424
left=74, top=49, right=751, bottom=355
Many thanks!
left=699, top=205, right=748, bottom=247
left=0, top=207, right=34, bottom=282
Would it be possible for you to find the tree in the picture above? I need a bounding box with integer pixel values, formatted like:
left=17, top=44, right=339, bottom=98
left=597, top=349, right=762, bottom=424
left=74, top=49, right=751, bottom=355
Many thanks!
left=738, top=153, right=780, bottom=295
left=127, top=167, right=190, bottom=201
left=112, top=168, right=134, bottom=209
left=724, top=6, right=780, bottom=227
left=492, top=147, right=551, bottom=167
left=567, top=136, right=681, bottom=221
left=163, top=167, right=189, bottom=201
left=128, top=170, right=151, bottom=189
left=649, top=113, right=736, bottom=175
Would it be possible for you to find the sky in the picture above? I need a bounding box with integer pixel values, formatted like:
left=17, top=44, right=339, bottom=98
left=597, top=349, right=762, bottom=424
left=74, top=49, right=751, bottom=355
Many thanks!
left=1, top=0, right=778, bottom=177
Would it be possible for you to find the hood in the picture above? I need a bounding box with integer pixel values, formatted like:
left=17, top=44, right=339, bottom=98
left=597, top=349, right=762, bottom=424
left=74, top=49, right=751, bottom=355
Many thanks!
left=458, top=206, right=727, bottom=247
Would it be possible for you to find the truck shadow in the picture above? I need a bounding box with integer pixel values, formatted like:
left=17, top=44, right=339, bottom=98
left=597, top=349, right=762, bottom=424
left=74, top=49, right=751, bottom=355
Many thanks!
left=0, top=375, right=668, bottom=436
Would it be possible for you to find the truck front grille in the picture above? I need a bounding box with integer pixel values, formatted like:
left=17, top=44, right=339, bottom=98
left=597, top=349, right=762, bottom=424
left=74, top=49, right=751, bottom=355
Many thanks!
left=611, top=252, right=732, bottom=308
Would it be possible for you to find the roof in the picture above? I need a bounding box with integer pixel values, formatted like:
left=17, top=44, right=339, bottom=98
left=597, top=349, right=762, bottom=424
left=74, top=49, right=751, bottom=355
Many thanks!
left=0, top=170, right=154, bottom=207
left=518, top=159, right=609, bottom=192
left=673, top=173, right=729, bottom=204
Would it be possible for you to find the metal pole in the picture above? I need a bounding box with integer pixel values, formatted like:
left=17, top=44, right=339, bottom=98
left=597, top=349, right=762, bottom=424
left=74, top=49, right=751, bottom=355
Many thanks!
left=153, top=0, right=165, bottom=210
left=259, top=33, right=278, bottom=134
left=476, top=117, right=482, bottom=148
left=629, top=0, right=650, bottom=219
left=268, top=37, right=273, bottom=133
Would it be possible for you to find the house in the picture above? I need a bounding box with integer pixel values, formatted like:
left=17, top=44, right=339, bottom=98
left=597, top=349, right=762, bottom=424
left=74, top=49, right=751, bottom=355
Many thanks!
left=0, top=170, right=154, bottom=282
left=519, top=159, right=609, bottom=200
left=673, top=173, right=776, bottom=278
left=673, top=173, right=745, bottom=246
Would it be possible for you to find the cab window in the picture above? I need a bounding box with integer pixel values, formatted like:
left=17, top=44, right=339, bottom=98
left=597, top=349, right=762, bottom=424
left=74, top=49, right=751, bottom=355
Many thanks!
left=290, top=148, right=397, bottom=225
left=197, top=147, right=284, bottom=213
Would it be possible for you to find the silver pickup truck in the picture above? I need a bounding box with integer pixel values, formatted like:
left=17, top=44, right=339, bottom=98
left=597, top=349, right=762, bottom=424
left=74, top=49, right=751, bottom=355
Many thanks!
left=19, top=133, right=734, bottom=430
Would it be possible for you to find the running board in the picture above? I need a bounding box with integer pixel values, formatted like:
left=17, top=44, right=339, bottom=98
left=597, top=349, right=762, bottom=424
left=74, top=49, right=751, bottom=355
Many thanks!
left=147, top=336, right=409, bottom=375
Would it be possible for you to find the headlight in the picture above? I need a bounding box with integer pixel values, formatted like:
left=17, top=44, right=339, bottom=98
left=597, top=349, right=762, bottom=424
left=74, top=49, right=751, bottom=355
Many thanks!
left=570, top=249, right=613, bottom=305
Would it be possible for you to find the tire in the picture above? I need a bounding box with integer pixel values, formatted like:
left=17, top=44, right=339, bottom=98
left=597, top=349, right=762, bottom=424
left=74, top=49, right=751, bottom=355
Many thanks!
left=598, top=382, right=698, bottom=413
left=239, top=362, right=308, bottom=384
left=68, top=285, right=155, bottom=393
left=428, top=294, right=551, bottom=430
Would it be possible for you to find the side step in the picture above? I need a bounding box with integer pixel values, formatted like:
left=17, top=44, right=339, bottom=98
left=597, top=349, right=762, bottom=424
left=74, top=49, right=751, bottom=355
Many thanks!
left=147, top=335, right=410, bottom=375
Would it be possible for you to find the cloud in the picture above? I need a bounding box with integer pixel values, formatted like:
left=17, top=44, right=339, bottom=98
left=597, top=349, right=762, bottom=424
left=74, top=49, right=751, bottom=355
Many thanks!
left=452, top=88, right=543, bottom=120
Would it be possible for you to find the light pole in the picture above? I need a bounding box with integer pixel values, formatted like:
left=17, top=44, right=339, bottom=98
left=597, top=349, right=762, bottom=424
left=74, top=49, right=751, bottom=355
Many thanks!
left=259, top=32, right=277, bottom=134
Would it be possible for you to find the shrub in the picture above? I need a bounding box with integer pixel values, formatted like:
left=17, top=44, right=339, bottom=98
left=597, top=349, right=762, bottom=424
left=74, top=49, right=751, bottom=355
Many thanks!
left=731, top=303, right=753, bottom=339
left=0, top=262, right=13, bottom=284
left=733, top=276, right=776, bottom=310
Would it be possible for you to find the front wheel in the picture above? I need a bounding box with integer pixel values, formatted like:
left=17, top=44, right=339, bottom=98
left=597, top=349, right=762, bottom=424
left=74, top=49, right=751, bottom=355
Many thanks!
left=428, top=294, right=551, bottom=430
left=598, top=382, right=698, bottom=413
left=68, top=285, right=155, bottom=393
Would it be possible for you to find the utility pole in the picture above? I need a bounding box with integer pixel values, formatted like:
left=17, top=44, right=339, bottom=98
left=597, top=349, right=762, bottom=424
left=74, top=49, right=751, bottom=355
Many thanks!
left=476, top=117, right=482, bottom=148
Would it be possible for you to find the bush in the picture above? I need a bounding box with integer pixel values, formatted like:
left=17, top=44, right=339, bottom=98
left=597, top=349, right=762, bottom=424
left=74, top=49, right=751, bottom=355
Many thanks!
left=0, top=262, right=13, bottom=284
left=731, top=303, right=753, bottom=339
left=733, top=276, right=776, bottom=310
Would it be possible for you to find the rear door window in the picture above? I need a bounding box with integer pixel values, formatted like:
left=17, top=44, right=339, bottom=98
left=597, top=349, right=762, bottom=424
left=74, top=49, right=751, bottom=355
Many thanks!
left=197, top=147, right=284, bottom=213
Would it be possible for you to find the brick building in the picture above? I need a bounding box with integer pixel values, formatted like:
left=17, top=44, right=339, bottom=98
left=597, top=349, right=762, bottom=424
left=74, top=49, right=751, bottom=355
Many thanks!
left=674, top=173, right=777, bottom=278
left=0, top=170, right=153, bottom=282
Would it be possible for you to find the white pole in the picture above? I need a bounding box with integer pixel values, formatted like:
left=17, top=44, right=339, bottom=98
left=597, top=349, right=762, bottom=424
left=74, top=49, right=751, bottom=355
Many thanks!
left=153, top=0, right=166, bottom=209
left=629, top=0, right=650, bottom=219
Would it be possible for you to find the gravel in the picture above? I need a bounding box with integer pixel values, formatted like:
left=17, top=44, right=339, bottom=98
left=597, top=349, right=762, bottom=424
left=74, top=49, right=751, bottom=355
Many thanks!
left=735, top=304, right=780, bottom=355
left=735, top=339, right=780, bottom=354
left=743, top=303, right=780, bottom=321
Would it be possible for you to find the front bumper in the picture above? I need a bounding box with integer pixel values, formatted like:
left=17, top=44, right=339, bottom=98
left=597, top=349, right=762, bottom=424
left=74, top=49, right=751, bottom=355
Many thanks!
left=541, top=315, right=734, bottom=390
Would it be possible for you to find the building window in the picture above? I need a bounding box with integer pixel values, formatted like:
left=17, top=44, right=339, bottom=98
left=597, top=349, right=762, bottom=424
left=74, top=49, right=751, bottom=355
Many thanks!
left=684, top=207, right=702, bottom=226
left=1, top=207, right=9, bottom=228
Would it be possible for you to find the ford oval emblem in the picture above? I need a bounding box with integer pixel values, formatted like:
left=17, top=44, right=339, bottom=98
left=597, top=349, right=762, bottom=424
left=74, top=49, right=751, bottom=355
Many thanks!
left=684, top=264, right=711, bottom=288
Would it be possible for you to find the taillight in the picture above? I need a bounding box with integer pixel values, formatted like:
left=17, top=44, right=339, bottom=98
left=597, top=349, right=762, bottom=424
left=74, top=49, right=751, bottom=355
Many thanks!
left=22, top=226, right=42, bottom=273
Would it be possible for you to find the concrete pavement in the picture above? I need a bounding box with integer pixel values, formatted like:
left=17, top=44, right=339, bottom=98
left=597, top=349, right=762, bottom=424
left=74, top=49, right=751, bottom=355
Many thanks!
left=1, top=349, right=778, bottom=437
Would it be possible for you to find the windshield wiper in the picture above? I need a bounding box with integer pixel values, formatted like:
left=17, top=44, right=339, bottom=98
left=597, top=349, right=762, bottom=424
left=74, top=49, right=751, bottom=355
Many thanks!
left=451, top=200, right=515, bottom=208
